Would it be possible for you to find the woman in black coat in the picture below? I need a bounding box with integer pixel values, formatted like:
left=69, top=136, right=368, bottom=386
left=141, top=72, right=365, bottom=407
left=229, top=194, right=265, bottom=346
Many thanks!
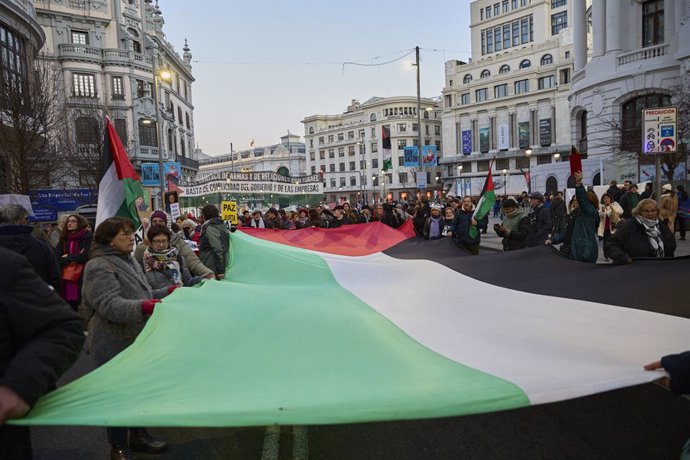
left=55, top=214, right=93, bottom=310
left=604, top=199, right=676, bottom=264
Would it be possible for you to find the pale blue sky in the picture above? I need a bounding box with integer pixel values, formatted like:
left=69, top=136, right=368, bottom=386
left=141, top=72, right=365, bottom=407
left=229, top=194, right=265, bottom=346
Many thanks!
left=161, top=0, right=473, bottom=155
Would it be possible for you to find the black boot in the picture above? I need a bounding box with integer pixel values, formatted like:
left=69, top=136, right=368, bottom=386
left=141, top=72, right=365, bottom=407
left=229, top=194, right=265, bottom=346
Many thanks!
left=110, top=445, right=134, bottom=460
left=129, top=428, right=168, bottom=453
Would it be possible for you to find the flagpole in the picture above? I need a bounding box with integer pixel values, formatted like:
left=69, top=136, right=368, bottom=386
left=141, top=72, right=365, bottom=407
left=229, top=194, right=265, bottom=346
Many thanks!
left=415, top=45, right=422, bottom=201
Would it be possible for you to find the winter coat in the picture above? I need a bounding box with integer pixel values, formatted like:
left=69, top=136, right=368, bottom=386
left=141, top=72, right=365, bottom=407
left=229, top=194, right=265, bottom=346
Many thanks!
left=143, top=251, right=195, bottom=290
left=423, top=215, right=446, bottom=240
left=330, top=215, right=354, bottom=228
left=449, top=209, right=486, bottom=246
left=606, top=184, right=623, bottom=203
left=597, top=201, right=624, bottom=237
left=55, top=230, right=93, bottom=305
left=619, top=191, right=640, bottom=218
left=199, top=217, right=230, bottom=276
left=413, top=204, right=431, bottom=236
left=83, top=244, right=168, bottom=365
left=660, top=351, right=690, bottom=396
left=550, top=198, right=567, bottom=237
left=0, top=248, right=84, bottom=407
left=496, top=208, right=532, bottom=251
left=564, top=185, right=599, bottom=263
left=0, top=225, right=61, bottom=291
left=527, top=204, right=552, bottom=247
left=604, top=218, right=676, bottom=264
left=135, top=231, right=213, bottom=278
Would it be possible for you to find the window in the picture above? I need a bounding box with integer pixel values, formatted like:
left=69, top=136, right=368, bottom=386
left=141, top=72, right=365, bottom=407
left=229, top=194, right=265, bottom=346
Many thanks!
left=337, top=133, right=344, bottom=141
left=412, top=123, right=418, bottom=131
left=328, top=135, right=334, bottom=143
left=370, top=113, right=377, bottom=122
left=435, top=125, right=441, bottom=135
left=138, top=119, right=157, bottom=147
left=425, top=125, right=430, bottom=135
left=114, top=118, right=128, bottom=145
left=329, top=164, right=336, bottom=172
left=476, top=88, right=488, bottom=101
left=136, top=79, right=152, bottom=98
left=371, top=143, right=378, bottom=153
left=75, top=117, right=99, bottom=144
left=512, top=20, right=520, bottom=46
left=541, top=54, right=553, bottom=65
left=560, top=68, right=570, bottom=84
left=495, top=26, right=502, bottom=51
left=503, top=23, right=511, bottom=49
left=519, top=59, right=531, bottom=69
left=397, top=139, right=407, bottom=150
left=111, top=76, right=124, bottom=99
left=486, top=6, right=491, bottom=18
left=512, top=0, right=517, bottom=8
left=463, top=74, right=473, bottom=84
left=499, top=64, right=510, bottom=74
left=128, top=28, right=141, bottom=53
left=338, top=147, right=345, bottom=157
left=551, top=11, right=568, bottom=35
left=477, top=160, right=490, bottom=172
left=486, top=29, right=493, bottom=53
left=348, top=146, right=355, bottom=155
left=399, top=172, right=408, bottom=184
left=537, top=155, right=552, bottom=165
left=359, top=129, right=365, bottom=139
left=621, top=93, right=671, bottom=152
left=481, top=8, right=484, bottom=20
left=347, top=131, right=354, bottom=139
left=398, top=123, right=407, bottom=132
left=521, top=17, right=530, bottom=43
left=329, top=149, right=335, bottom=158
left=350, top=176, right=357, bottom=186
left=538, top=76, right=556, bottom=89
left=72, top=73, right=96, bottom=97
left=340, top=177, right=346, bottom=187
left=372, top=158, right=379, bottom=168
left=494, top=3, right=500, bottom=15
left=514, top=79, right=529, bottom=94
left=552, top=0, right=567, bottom=7
left=185, top=113, right=190, bottom=129
left=349, top=161, right=356, bottom=171
left=495, top=158, right=510, bottom=170
left=177, top=107, right=183, bottom=124
left=642, top=0, right=664, bottom=47
left=481, top=69, right=491, bottom=78
left=70, top=30, right=88, bottom=45
left=461, top=93, right=470, bottom=105
left=503, top=1, right=509, bottom=13
left=494, top=84, right=508, bottom=98
left=319, top=150, right=325, bottom=160
left=330, top=178, right=336, bottom=188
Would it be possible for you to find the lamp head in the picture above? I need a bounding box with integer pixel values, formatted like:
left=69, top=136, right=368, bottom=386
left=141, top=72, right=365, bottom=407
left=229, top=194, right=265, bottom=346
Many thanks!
left=525, top=149, right=532, bottom=156
left=159, top=69, right=172, bottom=82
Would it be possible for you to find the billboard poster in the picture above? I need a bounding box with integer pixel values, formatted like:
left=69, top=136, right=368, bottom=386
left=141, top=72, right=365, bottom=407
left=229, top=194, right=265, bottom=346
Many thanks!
left=403, top=146, right=419, bottom=167
left=461, top=130, right=472, bottom=155
left=142, top=163, right=160, bottom=187
left=518, top=122, right=530, bottom=149
left=539, top=119, right=552, bottom=147
left=422, top=145, right=438, bottom=167
left=643, top=107, right=677, bottom=153
left=163, top=162, right=181, bottom=185
left=498, top=124, right=510, bottom=150
left=479, top=127, right=490, bottom=153
left=180, top=171, right=323, bottom=197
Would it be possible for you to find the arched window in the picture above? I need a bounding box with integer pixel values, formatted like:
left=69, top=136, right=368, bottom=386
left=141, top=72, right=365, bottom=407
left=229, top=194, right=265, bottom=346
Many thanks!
left=423, top=111, right=429, bottom=119
left=276, top=166, right=290, bottom=177
left=519, top=59, right=531, bottom=69
left=621, top=93, right=671, bottom=152
left=480, top=69, right=491, bottom=79
left=499, top=64, right=510, bottom=74
left=463, top=74, right=473, bottom=84
left=566, top=175, right=577, bottom=188
left=545, top=176, right=558, bottom=194
left=540, top=54, right=553, bottom=65
left=309, top=127, right=314, bottom=134
left=592, top=172, right=601, bottom=186
left=370, top=113, right=377, bottom=122
left=128, top=28, right=141, bottom=53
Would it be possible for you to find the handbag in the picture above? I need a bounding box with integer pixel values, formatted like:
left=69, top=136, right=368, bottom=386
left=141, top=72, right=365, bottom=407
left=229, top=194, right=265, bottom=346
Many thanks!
left=61, top=262, right=84, bottom=282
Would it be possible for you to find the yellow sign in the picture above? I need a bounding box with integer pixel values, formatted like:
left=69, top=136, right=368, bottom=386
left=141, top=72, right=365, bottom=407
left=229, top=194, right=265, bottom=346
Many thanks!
left=221, top=201, right=238, bottom=225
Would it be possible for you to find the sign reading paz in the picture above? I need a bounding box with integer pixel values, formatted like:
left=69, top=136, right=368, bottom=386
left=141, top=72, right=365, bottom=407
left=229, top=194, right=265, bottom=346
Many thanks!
left=643, top=107, right=677, bottom=154
left=221, top=201, right=238, bottom=225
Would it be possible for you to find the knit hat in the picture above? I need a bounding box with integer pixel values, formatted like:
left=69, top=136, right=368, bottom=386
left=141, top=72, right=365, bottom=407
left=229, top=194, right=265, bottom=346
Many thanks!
left=150, top=210, right=168, bottom=224
left=502, top=198, right=518, bottom=208
left=662, top=184, right=673, bottom=191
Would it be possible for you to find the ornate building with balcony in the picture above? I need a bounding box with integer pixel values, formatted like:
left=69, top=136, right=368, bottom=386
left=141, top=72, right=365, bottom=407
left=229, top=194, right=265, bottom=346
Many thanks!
left=196, top=134, right=306, bottom=184
left=441, top=0, right=575, bottom=197
left=303, top=97, right=442, bottom=204
left=33, top=0, right=198, bottom=188
left=569, top=0, right=690, bottom=184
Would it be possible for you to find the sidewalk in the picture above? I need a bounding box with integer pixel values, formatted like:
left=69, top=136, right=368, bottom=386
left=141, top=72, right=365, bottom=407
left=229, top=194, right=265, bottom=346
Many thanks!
left=479, top=215, right=690, bottom=261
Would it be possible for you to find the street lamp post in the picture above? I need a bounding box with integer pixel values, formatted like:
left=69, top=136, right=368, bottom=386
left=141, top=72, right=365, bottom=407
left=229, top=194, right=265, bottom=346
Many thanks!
left=525, top=149, right=532, bottom=193
left=502, top=169, right=508, bottom=198
left=151, top=50, right=172, bottom=210
left=457, top=164, right=463, bottom=197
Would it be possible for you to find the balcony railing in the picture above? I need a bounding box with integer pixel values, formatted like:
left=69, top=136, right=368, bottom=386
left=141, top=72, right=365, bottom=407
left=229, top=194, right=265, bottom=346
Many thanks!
left=58, top=45, right=153, bottom=67
left=58, top=44, right=103, bottom=63
left=178, top=155, right=199, bottom=170
left=617, top=43, right=669, bottom=66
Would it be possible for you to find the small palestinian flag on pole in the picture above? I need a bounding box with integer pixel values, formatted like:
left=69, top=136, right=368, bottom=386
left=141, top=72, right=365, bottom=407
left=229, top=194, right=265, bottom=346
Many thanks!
left=95, top=117, right=144, bottom=228
left=382, top=125, right=392, bottom=171
left=469, top=157, right=497, bottom=238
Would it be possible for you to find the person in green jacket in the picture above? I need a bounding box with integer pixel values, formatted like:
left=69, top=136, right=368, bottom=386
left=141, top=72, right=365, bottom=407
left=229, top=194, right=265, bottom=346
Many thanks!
left=549, top=172, right=599, bottom=263
left=199, top=204, right=230, bottom=280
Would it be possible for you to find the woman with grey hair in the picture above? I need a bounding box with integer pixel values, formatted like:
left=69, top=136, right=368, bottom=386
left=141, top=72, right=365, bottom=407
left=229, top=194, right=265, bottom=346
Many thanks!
left=604, top=198, right=676, bottom=264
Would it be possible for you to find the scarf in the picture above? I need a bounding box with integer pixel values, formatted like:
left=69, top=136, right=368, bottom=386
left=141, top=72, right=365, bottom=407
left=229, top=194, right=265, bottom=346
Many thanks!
left=635, top=216, right=665, bottom=257
left=143, top=246, right=182, bottom=285
left=250, top=217, right=265, bottom=228
left=429, top=216, right=443, bottom=239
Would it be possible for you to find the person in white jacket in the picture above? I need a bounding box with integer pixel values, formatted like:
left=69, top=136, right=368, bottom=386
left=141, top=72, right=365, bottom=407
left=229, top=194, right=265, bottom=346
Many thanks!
left=598, top=193, right=624, bottom=261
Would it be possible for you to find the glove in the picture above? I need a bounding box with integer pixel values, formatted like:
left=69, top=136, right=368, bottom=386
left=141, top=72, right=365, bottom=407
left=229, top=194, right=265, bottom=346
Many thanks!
left=168, top=285, right=179, bottom=295
left=141, top=299, right=161, bottom=315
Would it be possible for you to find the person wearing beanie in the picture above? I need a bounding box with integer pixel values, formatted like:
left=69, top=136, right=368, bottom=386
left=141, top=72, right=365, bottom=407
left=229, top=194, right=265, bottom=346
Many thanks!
left=494, top=198, right=531, bottom=251
left=527, top=192, right=551, bottom=247
left=198, top=204, right=230, bottom=280
left=135, top=210, right=214, bottom=279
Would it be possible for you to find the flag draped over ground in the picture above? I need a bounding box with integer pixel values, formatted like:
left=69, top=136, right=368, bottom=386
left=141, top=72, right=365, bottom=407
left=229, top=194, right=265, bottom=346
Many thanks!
left=470, top=164, right=497, bottom=238
left=95, top=118, right=144, bottom=228
left=12, top=226, right=688, bottom=427
left=382, top=125, right=392, bottom=171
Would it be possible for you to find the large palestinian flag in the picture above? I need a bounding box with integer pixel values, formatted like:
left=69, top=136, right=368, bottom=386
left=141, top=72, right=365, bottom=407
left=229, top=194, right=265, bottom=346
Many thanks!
left=13, top=223, right=687, bottom=427
left=95, top=117, right=144, bottom=228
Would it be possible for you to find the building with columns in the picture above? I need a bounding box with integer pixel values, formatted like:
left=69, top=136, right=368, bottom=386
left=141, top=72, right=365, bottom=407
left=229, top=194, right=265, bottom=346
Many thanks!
left=303, top=97, right=443, bottom=205
left=196, top=134, right=307, bottom=182
left=441, top=0, right=575, bottom=198
left=33, top=0, right=199, bottom=192
left=569, top=0, right=690, bottom=185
